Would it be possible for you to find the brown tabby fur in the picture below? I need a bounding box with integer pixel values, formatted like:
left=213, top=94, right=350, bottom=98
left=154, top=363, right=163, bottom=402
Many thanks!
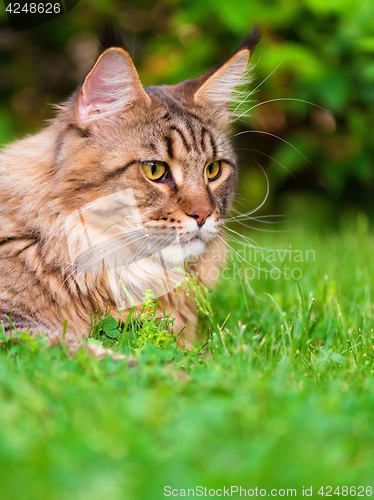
left=0, top=26, right=260, bottom=349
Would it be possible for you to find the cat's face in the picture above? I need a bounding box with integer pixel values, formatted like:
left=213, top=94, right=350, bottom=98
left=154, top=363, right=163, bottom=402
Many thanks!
left=55, top=28, right=259, bottom=265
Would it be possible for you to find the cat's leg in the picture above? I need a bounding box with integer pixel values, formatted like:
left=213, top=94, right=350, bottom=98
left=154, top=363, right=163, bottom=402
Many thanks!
left=0, top=310, right=54, bottom=338
left=171, top=236, right=228, bottom=351
left=0, top=310, right=134, bottom=363
left=154, top=290, right=199, bottom=350
left=173, top=296, right=199, bottom=350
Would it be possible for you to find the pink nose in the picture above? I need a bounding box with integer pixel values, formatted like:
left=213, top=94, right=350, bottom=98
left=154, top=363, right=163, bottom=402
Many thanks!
left=186, top=210, right=212, bottom=228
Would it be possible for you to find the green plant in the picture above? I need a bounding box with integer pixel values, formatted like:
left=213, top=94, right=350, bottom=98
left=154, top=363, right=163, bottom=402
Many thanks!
left=0, top=225, right=374, bottom=499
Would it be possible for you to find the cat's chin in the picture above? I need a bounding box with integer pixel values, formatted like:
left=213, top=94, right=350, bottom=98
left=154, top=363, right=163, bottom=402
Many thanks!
left=160, top=236, right=206, bottom=265
left=180, top=236, right=206, bottom=260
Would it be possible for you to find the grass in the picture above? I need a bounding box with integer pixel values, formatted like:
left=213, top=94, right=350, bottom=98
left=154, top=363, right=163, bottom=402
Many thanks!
left=0, top=216, right=374, bottom=500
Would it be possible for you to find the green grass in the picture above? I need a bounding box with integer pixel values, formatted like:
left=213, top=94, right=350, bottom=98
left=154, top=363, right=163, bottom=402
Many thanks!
left=1, top=218, right=374, bottom=500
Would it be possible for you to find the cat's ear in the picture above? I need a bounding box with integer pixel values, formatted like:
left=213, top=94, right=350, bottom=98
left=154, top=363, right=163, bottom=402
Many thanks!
left=194, top=27, right=261, bottom=118
left=76, top=45, right=150, bottom=127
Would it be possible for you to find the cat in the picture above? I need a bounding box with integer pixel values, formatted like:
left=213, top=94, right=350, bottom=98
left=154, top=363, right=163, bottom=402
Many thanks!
left=0, top=25, right=261, bottom=350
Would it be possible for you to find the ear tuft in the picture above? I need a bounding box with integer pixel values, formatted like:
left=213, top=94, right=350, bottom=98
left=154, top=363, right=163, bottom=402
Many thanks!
left=193, top=26, right=261, bottom=122
left=99, top=23, right=127, bottom=54
left=195, top=50, right=250, bottom=109
left=236, top=25, right=262, bottom=55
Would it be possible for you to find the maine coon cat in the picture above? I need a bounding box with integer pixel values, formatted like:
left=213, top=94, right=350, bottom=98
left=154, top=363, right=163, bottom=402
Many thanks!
left=0, top=25, right=260, bottom=350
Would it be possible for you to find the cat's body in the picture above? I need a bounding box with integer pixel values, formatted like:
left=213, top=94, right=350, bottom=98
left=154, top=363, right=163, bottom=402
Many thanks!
left=0, top=26, right=260, bottom=349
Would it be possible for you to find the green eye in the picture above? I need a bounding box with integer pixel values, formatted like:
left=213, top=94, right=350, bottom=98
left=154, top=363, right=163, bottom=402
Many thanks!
left=142, top=161, right=167, bottom=181
left=206, top=160, right=221, bottom=181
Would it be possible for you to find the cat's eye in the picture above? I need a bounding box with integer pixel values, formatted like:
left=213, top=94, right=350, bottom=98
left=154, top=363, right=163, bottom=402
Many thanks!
left=142, top=161, right=167, bottom=181
left=205, top=161, right=221, bottom=181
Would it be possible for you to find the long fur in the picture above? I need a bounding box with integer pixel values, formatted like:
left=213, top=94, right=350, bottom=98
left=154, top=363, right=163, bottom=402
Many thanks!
left=0, top=27, right=259, bottom=349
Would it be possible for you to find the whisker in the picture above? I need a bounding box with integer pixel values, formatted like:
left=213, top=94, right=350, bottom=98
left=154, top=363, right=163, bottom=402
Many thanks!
left=217, top=234, right=258, bottom=298
left=227, top=209, right=285, bottom=224
left=223, top=226, right=266, bottom=248
left=218, top=234, right=261, bottom=270
left=227, top=219, right=289, bottom=233
left=236, top=97, right=332, bottom=122
left=220, top=232, right=291, bottom=281
left=245, top=218, right=284, bottom=225
left=230, top=158, right=270, bottom=220
left=232, top=44, right=292, bottom=115
left=236, top=147, right=300, bottom=182
left=234, top=130, right=312, bottom=166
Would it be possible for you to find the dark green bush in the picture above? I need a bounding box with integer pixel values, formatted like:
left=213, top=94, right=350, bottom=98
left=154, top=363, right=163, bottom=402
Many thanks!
left=1, top=0, right=373, bottom=223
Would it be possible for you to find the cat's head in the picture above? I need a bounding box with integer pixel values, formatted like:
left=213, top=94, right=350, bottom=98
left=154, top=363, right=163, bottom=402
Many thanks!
left=56, top=26, right=260, bottom=264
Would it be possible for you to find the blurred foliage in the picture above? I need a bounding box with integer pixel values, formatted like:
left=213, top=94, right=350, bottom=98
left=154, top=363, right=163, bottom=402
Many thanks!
left=0, top=0, right=374, bottom=225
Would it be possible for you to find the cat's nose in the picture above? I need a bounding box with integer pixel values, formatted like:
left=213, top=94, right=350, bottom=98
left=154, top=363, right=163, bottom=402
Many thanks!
left=186, top=210, right=212, bottom=228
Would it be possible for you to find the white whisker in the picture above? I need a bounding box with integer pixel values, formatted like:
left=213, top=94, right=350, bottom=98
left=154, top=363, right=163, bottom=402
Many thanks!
left=236, top=97, right=332, bottom=122
left=236, top=146, right=300, bottom=182
left=234, top=129, right=312, bottom=166
left=232, top=44, right=292, bottom=115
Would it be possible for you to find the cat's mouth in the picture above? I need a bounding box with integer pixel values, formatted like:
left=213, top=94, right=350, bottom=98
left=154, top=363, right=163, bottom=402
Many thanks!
left=156, top=232, right=205, bottom=265
left=179, top=227, right=217, bottom=245
left=179, top=235, right=200, bottom=245
left=138, top=223, right=217, bottom=265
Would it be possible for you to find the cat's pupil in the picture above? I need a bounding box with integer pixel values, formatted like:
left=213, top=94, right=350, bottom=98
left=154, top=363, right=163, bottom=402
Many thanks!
left=151, top=162, right=157, bottom=175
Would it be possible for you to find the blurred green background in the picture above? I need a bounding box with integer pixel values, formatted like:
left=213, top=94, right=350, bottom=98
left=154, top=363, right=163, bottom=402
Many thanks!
left=1, top=0, right=374, bottom=228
